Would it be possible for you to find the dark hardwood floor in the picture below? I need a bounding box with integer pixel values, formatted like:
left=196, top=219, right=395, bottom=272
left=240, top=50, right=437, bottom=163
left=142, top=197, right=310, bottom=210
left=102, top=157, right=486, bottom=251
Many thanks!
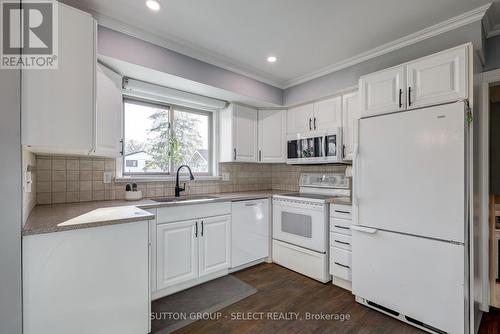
left=175, top=263, right=425, bottom=334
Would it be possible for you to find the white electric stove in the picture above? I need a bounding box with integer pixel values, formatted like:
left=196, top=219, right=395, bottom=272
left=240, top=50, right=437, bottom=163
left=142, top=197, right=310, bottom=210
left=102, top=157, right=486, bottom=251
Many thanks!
left=272, top=173, right=351, bottom=282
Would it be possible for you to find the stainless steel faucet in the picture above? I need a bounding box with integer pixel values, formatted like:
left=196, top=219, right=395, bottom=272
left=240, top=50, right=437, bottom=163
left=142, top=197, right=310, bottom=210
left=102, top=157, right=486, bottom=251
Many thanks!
left=175, top=165, right=194, bottom=197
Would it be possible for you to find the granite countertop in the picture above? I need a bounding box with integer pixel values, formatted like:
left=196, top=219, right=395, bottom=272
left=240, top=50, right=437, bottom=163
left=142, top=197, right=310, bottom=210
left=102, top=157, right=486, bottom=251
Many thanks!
left=23, top=190, right=282, bottom=236
left=327, top=196, right=352, bottom=206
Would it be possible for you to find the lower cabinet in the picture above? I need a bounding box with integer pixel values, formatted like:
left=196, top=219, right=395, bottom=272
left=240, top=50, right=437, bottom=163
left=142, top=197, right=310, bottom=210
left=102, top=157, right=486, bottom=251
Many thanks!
left=155, top=214, right=231, bottom=298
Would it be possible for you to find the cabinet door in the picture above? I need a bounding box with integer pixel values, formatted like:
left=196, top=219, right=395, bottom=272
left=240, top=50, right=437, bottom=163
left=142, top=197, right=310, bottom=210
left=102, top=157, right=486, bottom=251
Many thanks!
left=407, top=46, right=467, bottom=109
left=313, top=96, right=342, bottom=130
left=233, top=105, right=258, bottom=162
left=287, top=103, right=314, bottom=134
left=258, top=109, right=286, bottom=163
left=156, top=220, right=198, bottom=290
left=342, top=91, right=360, bottom=161
left=199, top=215, right=230, bottom=278
left=22, top=4, right=96, bottom=154
left=359, top=65, right=405, bottom=117
left=93, top=64, right=122, bottom=157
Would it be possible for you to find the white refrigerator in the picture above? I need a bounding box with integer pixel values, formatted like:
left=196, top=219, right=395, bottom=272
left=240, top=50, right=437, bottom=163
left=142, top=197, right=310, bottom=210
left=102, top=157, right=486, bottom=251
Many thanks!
left=352, top=102, right=469, bottom=334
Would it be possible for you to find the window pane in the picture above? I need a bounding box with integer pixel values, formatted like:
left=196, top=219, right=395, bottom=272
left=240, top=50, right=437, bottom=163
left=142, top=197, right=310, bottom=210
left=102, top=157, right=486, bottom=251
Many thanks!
left=124, top=100, right=170, bottom=174
left=173, top=109, right=210, bottom=173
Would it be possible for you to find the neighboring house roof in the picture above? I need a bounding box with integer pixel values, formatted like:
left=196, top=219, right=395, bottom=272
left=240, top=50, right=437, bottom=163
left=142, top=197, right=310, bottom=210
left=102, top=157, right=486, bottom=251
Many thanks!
left=188, top=149, right=208, bottom=164
left=125, top=151, right=152, bottom=159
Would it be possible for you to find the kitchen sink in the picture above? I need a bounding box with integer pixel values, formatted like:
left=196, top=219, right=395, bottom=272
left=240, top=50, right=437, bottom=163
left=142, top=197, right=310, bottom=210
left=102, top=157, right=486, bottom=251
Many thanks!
left=152, top=195, right=219, bottom=203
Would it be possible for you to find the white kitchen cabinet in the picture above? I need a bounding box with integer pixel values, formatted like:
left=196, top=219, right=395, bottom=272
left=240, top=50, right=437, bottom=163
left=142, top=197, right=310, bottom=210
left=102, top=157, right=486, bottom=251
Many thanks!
left=22, top=3, right=96, bottom=155
left=219, top=103, right=258, bottom=162
left=407, top=46, right=467, bottom=109
left=258, top=109, right=286, bottom=163
left=359, top=44, right=469, bottom=117
left=156, top=220, right=198, bottom=290
left=198, top=215, right=231, bottom=277
left=341, top=91, right=360, bottom=161
left=313, top=96, right=342, bottom=131
left=359, top=65, right=406, bottom=117
left=153, top=206, right=231, bottom=299
left=287, top=103, right=314, bottom=134
left=93, top=64, right=123, bottom=157
left=23, top=222, right=150, bottom=334
left=330, top=204, right=353, bottom=291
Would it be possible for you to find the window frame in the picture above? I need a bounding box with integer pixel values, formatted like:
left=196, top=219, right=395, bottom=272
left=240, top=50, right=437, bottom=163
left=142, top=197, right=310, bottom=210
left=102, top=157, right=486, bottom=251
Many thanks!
left=122, top=96, right=213, bottom=177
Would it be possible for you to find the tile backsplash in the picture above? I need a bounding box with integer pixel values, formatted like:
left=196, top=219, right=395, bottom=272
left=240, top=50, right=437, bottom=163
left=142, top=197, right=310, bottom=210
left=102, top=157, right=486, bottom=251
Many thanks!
left=34, top=155, right=347, bottom=205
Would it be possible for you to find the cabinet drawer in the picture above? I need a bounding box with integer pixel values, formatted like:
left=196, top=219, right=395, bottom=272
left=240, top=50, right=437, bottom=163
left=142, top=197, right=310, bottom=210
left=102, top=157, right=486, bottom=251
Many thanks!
left=330, top=246, right=352, bottom=280
left=330, top=217, right=351, bottom=235
left=330, top=232, right=351, bottom=251
left=331, top=205, right=352, bottom=220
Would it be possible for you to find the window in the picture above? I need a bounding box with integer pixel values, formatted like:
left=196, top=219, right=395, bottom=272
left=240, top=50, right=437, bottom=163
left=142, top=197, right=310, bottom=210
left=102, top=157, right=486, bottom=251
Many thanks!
left=123, top=98, right=212, bottom=176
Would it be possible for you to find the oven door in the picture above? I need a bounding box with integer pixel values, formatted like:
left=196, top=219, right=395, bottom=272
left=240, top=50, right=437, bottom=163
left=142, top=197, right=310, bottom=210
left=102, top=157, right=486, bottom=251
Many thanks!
left=272, top=198, right=327, bottom=253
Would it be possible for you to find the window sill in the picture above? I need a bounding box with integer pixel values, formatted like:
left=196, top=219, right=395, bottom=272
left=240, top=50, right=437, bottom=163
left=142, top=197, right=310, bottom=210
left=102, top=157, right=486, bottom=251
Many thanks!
left=115, top=175, right=223, bottom=183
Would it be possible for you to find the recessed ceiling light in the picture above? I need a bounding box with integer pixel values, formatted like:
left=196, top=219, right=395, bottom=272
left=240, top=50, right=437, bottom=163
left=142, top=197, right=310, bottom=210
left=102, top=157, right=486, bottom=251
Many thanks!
left=267, top=56, right=277, bottom=63
left=146, top=0, right=161, bottom=11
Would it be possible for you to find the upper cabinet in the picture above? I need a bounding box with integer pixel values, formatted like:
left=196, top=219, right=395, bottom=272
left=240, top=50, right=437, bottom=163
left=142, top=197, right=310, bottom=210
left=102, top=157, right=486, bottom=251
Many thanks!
left=22, top=4, right=96, bottom=155
left=287, top=96, right=342, bottom=135
left=94, top=64, right=123, bottom=157
left=219, top=104, right=258, bottom=162
left=406, top=46, right=467, bottom=109
left=287, top=103, right=314, bottom=134
left=359, top=65, right=406, bottom=117
left=359, top=44, right=469, bottom=117
left=342, top=91, right=360, bottom=161
left=258, top=109, right=287, bottom=163
left=313, top=96, right=342, bottom=131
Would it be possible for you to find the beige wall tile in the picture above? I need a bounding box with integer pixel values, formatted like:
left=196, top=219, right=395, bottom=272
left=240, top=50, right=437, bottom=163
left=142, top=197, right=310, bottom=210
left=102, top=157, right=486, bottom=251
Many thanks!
left=66, top=159, right=79, bottom=170
left=80, top=181, right=92, bottom=191
left=80, top=171, right=93, bottom=181
left=37, top=170, right=51, bottom=182
left=36, top=158, right=51, bottom=170
left=37, top=182, right=51, bottom=193
left=67, top=181, right=79, bottom=192
left=92, top=171, right=103, bottom=181
left=105, top=160, right=115, bottom=171
left=79, top=159, right=93, bottom=171
left=37, top=193, right=51, bottom=205
left=93, top=191, right=104, bottom=201
left=79, top=191, right=93, bottom=202
left=66, top=192, right=80, bottom=203
left=52, top=170, right=66, bottom=181
left=51, top=181, right=66, bottom=192
left=92, top=181, right=104, bottom=191
left=51, top=159, right=66, bottom=170
left=92, top=160, right=105, bottom=171
left=52, top=192, right=66, bottom=204
left=67, top=170, right=79, bottom=181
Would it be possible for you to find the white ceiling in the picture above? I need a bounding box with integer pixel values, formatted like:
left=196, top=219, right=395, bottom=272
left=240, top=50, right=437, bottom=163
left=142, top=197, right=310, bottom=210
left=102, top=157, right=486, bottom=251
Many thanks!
left=63, top=0, right=492, bottom=88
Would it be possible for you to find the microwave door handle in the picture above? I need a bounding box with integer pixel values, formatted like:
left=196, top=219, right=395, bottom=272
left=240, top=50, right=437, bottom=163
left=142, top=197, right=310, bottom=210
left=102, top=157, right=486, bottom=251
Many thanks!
left=322, top=136, right=326, bottom=159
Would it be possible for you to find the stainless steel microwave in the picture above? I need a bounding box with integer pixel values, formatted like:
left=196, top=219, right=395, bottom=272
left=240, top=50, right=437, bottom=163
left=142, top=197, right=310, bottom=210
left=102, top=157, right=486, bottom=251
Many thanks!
left=286, top=129, right=342, bottom=164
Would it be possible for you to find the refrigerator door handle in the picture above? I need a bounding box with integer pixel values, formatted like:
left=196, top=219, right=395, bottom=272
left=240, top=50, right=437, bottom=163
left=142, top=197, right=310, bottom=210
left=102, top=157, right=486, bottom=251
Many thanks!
left=353, top=143, right=360, bottom=207
left=351, top=225, right=378, bottom=234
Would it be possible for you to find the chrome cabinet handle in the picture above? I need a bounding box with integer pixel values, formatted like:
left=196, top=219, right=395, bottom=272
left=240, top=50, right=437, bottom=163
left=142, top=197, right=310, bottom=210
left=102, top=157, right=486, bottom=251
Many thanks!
left=334, top=210, right=350, bottom=214
left=119, top=139, right=124, bottom=156
left=259, top=150, right=262, bottom=161
left=233, top=148, right=237, bottom=160
left=201, top=221, right=204, bottom=236
left=334, top=240, right=350, bottom=246
left=334, top=225, right=349, bottom=230
left=309, top=118, right=312, bottom=130
left=313, top=117, right=317, bottom=130
left=195, top=222, right=198, bottom=237
left=408, top=87, right=412, bottom=106
left=334, top=262, right=350, bottom=269
left=399, top=88, right=403, bottom=108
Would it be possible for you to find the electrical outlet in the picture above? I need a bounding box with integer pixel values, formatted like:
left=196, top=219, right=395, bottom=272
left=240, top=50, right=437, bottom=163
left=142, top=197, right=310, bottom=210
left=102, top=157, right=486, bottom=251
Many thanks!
left=103, top=172, right=113, bottom=184
left=222, top=172, right=230, bottom=181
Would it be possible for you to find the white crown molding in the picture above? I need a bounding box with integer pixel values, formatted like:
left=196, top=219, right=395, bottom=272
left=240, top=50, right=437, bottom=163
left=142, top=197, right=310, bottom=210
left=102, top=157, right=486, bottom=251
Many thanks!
left=63, top=1, right=285, bottom=88
left=282, top=3, right=491, bottom=88
left=63, top=1, right=490, bottom=91
left=483, top=3, right=500, bottom=38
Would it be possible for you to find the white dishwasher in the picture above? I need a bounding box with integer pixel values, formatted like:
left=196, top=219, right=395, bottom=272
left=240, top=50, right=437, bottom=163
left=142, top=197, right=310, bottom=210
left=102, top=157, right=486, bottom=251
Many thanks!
left=231, top=198, right=270, bottom=269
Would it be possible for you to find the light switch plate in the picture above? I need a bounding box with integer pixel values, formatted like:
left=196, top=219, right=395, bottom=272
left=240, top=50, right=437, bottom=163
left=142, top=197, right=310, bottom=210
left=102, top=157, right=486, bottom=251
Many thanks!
left=103, top=172, right=113, bottom=184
